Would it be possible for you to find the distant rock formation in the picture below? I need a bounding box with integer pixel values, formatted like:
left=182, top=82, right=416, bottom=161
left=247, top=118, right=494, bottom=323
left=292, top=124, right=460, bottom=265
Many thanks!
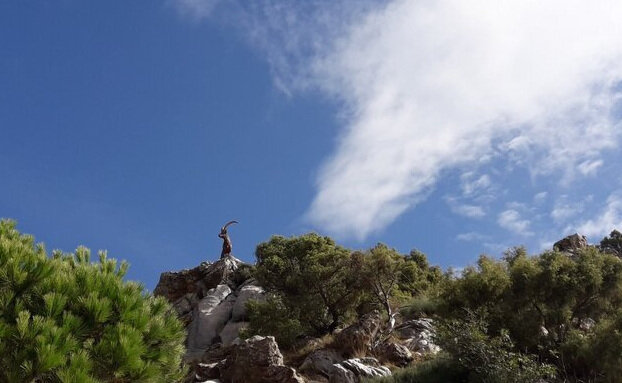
left=553, top=233, right=589, bottom=254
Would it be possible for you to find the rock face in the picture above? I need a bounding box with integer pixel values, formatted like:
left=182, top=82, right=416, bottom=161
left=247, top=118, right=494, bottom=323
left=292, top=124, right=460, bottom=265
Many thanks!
left=553, top=234, right=589, bottom=254
left=154, top=256, right=265, bottom=360
left=188, top=285, right=235, bottom=350
left=396, top=318, right=440, bottom=356
left=220, top=336, right=305, bottom=383
left=336, top=311, right=382, bottom=356
left=154, top=256, right=240, bottom=302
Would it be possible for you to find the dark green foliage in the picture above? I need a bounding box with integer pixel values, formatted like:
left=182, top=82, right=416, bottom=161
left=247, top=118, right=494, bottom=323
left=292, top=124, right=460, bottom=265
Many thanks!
left=0, top=220, right=187, bottom=383
left=440, top=246, right=622, bottom=382
left=600, top=230, right=622, bottom=257
left=254, top=233, right=361, bottom=335
left=354, top=244, right=407, bottom=318
left=402, top=249, right=445, bottom=296
left=248, top=234, right=444, bottom=348
left=400, top=295, right=441, bottom=318
left=240, top=295, right=304, bottom=348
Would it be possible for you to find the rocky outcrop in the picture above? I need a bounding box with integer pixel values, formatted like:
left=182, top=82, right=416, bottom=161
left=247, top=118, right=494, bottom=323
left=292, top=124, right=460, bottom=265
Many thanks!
left=396, top=318, right=440, bottom=356
left=220, top=336, right=305, bottom=383
left=328, top=358, right=391, bottom=383
left=154, top=256, right=265, bottom=361
left=155, top=256, right=241, bottom=302
left=553, top=234, right=589, bottom=254
left=335, top=311, right=382, bottom=356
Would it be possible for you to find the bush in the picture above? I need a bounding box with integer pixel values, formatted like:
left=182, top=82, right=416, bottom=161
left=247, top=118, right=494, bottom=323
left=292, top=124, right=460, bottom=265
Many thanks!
left=0, top=220, right=187, bottom=383
left=254, top=234, right=361, bottom=334
left=436, top=311, right=556, bottom=383
left=240, top=295, right=304, bottom=349
left=400, top=295, right=440, bottom=319
left=439, top=247, right=622, bottom=381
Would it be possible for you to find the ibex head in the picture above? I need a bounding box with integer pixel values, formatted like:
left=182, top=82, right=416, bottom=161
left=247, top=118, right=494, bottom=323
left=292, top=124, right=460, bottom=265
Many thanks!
left=219, top=220, right=238, bottom=236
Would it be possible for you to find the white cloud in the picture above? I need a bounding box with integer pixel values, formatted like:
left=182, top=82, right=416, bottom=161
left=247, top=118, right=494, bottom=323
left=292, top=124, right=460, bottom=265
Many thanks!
left=534, top=192, right=548, bottom=204
left=306, top=0, right=622, bottom=238
left=577, top=159, right=604, bottom=176
left=445, top=197, right=486, bottom=218
left=176, top=0, right=622, bottom=239
left=498, top=209, right=532, bottom=236
left=456, top=232, right=491, bottom=242
left=452, top=204, right=486, bottom=219
left=461, top=173, right=492, bottom=197
left=551, top=204, right=583, bottom=223
left=574, top=194, right=622, bottom=239
left=550, top=195, right=592, bottom=223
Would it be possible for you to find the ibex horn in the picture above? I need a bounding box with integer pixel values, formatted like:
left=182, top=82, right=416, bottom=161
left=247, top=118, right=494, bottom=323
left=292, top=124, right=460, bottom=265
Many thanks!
left=221, top=220, right=239, bottom=231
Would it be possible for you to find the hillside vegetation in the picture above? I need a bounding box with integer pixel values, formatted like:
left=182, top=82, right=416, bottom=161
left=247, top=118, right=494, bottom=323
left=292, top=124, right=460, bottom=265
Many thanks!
left=244, top=232, right=622, bottom=383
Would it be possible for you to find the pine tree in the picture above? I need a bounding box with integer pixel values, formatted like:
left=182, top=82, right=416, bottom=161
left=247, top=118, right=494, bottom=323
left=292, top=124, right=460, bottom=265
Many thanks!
left=0, top=220, right=187, bottom=383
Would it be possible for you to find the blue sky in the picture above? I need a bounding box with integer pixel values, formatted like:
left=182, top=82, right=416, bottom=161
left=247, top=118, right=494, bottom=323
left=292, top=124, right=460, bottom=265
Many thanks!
left=2, top=1, right=622, bottom=289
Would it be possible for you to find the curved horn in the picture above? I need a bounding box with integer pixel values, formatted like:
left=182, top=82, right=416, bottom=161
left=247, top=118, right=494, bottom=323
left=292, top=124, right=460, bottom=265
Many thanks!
left=221, top=220, right=239, bottom=230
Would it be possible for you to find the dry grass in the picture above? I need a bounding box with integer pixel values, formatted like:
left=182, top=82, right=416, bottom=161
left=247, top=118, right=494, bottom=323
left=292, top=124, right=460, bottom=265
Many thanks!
left=283, top=334, right=337, bottom=367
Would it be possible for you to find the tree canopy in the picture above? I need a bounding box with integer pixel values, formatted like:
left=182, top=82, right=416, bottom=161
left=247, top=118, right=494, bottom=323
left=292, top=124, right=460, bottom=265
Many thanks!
left=0, top=220, right=187, bottom=383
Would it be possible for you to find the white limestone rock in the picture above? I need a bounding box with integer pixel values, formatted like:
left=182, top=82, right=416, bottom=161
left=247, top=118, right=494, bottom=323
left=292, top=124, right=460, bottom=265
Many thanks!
left=187, top=284, right=234, bottom=351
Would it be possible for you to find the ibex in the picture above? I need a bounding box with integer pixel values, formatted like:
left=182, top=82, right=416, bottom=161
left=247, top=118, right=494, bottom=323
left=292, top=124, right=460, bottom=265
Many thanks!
left=218, top=220, right=238, bottom=259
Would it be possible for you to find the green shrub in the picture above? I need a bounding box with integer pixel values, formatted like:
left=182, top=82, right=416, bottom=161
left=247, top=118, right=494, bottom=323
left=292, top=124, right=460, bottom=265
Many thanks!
left=400, top=295, right=440, bottom=319
left=436, top=311, right=556, bottom=383
left=0, top=220, right=187, bottom=383
left=241, top=295, right=304, bottom=349
left=439, top=247, right=622, bottom=381
left=254, top=234, right=361, bottom=334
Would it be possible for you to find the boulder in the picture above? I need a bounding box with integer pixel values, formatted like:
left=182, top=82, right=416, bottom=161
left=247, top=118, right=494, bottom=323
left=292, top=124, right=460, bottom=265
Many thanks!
left=395, top=318, right=435, bottom=338
left=328, top=365, right=356, bottom=383
left=395, top=318, right=440, bottom=356
left=329, top=358, right=391, bottom=383
left=231, top=282, right=265, bottom=322
left=553, top=234, right=588, bottom=254
left=299, top=348, right=344, bottom=377
left=374, top=342, right=413, bottom=367
left=219, top=321, right=248, bottom=346
left=187, top=285, right=234, bottom=351
left=220, top=335, right=305, bottom=383
left=336, top=311, right=382, bottom=356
